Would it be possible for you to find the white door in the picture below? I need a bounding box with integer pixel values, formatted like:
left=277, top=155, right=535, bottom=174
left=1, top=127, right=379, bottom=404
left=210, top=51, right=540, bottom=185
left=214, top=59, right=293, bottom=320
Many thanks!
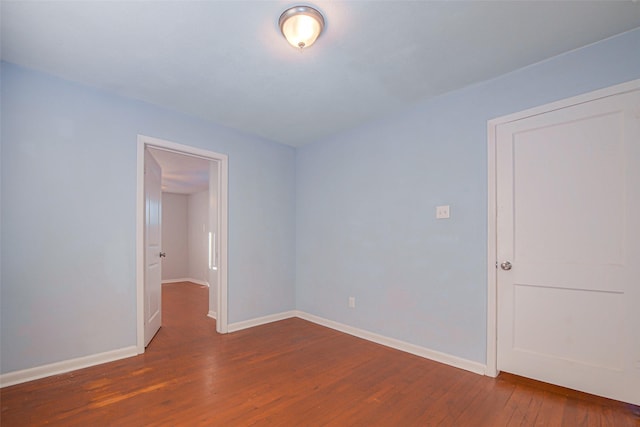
left=144, top=148, right=163, bottom=347
left=496, top=88, right=640, bottom=405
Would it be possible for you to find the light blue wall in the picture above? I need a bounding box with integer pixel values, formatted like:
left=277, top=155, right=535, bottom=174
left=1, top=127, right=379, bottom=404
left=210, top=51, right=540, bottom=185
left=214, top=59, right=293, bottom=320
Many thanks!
left=296, top=28, right=640, bottom=363
left=2, top=27, right=639, bottom=375
left=0, top=62, right=296, bottom=373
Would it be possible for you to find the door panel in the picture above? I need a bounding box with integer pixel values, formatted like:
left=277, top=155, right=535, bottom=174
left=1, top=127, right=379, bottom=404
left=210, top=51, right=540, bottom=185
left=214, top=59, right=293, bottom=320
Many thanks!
left=512, top=285, right=624, bottom=370
left=496, top=88, right=640, bottom=405
left=144, top=148, right=162, bottom=347
left=512, top=112, right=626, bottom=266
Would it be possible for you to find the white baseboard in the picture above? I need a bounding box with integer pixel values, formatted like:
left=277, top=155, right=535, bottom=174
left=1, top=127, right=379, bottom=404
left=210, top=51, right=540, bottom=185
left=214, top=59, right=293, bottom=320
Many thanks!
left=162, top=278, right=209, bottom=287
left=1, top=312, right=485, bottom=388
left=227, top=310, right=297, bottom=333
left=207, top=310, right=217, bottom=320
left=295, top=311, right=486, bottom=375
left=0, top=346, right=138, bottom=388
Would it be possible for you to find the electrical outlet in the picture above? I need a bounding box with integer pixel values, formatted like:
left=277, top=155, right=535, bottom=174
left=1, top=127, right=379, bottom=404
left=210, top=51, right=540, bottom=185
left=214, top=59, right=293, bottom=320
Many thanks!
left=436, top=205, right=450, bottom=219
left=348, top=297, right=356, bottom=308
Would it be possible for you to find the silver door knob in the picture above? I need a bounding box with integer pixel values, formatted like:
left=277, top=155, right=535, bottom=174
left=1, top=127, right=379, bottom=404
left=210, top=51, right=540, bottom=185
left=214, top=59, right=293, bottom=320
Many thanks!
left=159, top=252, right=166, bottom=258
left=500, top=261, right=512, bottom=270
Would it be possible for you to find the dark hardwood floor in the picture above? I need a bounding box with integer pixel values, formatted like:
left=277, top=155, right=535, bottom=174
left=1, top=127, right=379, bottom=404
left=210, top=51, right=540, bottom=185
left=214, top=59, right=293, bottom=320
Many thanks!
left=2, top=282, right=638, bottom=426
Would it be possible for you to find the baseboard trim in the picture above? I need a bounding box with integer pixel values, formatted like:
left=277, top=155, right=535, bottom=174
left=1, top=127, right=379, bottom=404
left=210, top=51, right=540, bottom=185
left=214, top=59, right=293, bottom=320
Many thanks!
left=1, top=312, right=485, bottom=387
left=0, top=346, right=138, bottom=388
left=227, top=310, right=297, bottom=333
left=207, top=311, right=217, bottom=320
left=295, top=311, right=486, bottom=375
left=162, top=278, right=209, bottom=287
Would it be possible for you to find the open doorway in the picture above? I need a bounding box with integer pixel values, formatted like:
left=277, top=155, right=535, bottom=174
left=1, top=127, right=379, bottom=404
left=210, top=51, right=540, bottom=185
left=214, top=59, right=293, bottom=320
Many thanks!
left=136, top=135, right=228, bottom=354
left=149, top=148, right=212, bottom=285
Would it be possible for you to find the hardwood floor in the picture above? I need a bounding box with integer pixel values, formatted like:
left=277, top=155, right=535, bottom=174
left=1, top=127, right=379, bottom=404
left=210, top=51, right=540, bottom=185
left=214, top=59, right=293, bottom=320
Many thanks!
left=2, top=282, right=638, bottom=426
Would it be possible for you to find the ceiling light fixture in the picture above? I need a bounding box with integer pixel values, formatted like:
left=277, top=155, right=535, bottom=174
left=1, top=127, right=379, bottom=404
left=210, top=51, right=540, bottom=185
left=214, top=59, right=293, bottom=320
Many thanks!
left=279, top=5, right=325, bottom=49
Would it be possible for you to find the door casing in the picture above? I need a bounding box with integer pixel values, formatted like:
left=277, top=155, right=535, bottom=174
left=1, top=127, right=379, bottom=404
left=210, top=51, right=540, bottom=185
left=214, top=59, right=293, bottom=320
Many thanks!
left=486, top=78, right=640, bottom=377
left=136, top=135, right=229, bottom=353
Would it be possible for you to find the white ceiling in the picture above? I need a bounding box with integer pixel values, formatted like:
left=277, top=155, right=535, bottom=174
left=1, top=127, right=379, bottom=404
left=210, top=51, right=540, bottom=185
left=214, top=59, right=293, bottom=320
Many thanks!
left=2, top=1, right=640, bottom=147
left=148, top=147, right=210, bottom=194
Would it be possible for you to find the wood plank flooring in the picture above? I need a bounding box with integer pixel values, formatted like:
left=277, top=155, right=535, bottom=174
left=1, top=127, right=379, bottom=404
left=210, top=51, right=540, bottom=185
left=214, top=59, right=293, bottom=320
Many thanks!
left=2, top=282, right=638, bottom=426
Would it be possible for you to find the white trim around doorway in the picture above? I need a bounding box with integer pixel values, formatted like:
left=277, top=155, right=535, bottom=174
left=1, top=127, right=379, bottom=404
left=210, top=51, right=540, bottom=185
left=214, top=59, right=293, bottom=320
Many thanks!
left=485, top=78, right=640, bottom=378
left=136, top=135, right=229, bottom=353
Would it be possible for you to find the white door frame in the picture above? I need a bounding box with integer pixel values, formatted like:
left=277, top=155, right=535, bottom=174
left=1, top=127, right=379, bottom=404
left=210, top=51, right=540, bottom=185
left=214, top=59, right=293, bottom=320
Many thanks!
left=485, top=79, right=640, bottom=377
left=136, top=135, right=229, bottom=353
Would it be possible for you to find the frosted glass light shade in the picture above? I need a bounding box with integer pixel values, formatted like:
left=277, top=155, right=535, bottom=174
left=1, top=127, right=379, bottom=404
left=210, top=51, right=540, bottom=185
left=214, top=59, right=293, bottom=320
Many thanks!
left=279, top=6, right=325, bottom=49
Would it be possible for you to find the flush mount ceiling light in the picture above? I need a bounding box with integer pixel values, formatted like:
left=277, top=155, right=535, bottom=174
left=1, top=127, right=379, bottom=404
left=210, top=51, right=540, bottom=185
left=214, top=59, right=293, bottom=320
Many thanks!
left=279, top=5, right=325, bottom=49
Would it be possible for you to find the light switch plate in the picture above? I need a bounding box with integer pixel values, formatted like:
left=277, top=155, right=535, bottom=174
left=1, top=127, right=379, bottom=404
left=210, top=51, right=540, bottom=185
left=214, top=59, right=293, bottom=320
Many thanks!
left=436, top=205, right=450, bottom=219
